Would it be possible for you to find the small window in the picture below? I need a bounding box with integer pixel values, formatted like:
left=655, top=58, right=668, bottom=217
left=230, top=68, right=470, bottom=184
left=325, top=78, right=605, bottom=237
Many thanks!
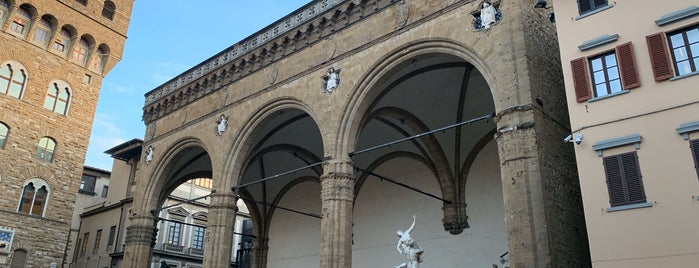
left=101, top=185, right=108, bottom=198
left=167, top=221, right=182, bottom=245
left=93, top=229, right=102, bottom=253
left=76, top=0, right=87, bottom=6
left=32, top=17, right=53, bottom=47
left=603, top=152, right=646, bottom=207
left=44, top=82, right=70, bottom=115
left=0, top=122, right=8, bottom=148
left=36, top=137, right=56, bottom=162
left=52, top=28, right=72, bottom=56
left=80, top=233, right=89, bottom=257
left=89, top=47, right=106, bottom=73
left=102, top=1, right=115, bottom=20
left=107, top=226, right=116, bottom=246
left=0, top=1, right=9, bottom=26
left=80, top=175, right=96, bottom=193
left=191, top=226, right=205, bottom=250
left=578, top=0, right=607, bottom=15
left=668, top=25, right=699, bottom=76
left=9, top=7, right=31, bottom=37
left=691, top=139, right=699, bottom=181
left=18, top=180, right=49, bottom=216
left=0, top=63, right=27, bottom=99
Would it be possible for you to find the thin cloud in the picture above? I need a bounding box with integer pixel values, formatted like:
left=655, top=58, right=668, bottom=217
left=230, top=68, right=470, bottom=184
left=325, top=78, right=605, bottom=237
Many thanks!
left=150, top=61, right=189, bottom=84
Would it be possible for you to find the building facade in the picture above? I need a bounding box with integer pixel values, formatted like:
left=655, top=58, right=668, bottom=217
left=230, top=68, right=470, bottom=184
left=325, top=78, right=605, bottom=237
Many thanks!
left=555, top=1, right=699, bottom=267
left=70, top=139, right=253, bottom=268
left=122, top=0, right=590, bottom=267
left=0, top=0, right=133, bottom=266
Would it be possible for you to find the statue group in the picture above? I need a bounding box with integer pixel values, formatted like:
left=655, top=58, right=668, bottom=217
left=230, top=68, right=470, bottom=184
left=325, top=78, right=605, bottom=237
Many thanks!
left=395, top=215, right=423, bottom=268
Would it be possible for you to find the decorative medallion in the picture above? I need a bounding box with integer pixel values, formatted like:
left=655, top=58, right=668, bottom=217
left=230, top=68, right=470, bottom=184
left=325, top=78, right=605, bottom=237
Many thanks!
left=215, top=114, right=229, bottom=136
left=145, top=146, right=154, bottom=165
left=472, top=0, right=503, bottom=31
left=322, top=67, right=341, bottom=93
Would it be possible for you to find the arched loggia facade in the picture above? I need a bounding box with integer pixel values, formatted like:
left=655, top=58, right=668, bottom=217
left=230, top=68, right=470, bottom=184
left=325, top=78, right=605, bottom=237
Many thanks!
left=127, top=1, right=589, bottom=267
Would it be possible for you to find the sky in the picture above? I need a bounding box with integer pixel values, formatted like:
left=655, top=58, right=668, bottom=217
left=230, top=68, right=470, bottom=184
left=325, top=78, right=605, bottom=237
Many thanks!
left=84, top=0, right=311, bottom=170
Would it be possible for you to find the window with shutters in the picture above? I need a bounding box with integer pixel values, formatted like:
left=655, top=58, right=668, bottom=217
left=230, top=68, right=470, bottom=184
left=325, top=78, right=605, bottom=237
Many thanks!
left=578, top=0, right=607, bottom=15
left=571, top=42, right=640, bottom=102
left=690, top=139, right=699, bottom=181
left=603, top=152, right=647, bottom=208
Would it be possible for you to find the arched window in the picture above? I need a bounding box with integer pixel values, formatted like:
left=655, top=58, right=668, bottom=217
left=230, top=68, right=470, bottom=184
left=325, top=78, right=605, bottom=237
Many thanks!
left=0, top=63, right=27, bottom=99
left=102, top=1, right=115, bottom=20
left=72, top=38, right=89, bottom=66
left=32, top=16, right=53, bottom=47
left=9, top=6, right=31, bottom=38
left=36, top=137, right=56, bottom=162
left=9, top=249, right=27, bottom=268
left=52, top=27, right=72, bottom=57
left=89, top=46, right=106, bottom=73
left=0, top=122, right=8, bottom=148
left=44, top=82, right=70, bottom=115
left=0, top=1, right=9, bottom=26
left=18, top=179, right=49, bottom=216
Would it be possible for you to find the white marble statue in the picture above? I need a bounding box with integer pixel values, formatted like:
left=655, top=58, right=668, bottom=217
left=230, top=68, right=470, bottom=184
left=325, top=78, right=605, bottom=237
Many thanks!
left=481, top=1, right=497, bottom=30
left=215, top=114, right=228, bottom=136
left=323, top=67, right=341, bottom=93
left=396, top=215, right=423, bottom=268
left=145, top=146, right=154, bottom=164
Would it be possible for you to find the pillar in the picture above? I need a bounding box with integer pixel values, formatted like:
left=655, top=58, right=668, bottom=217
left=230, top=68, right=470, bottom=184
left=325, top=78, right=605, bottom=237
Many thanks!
left=319, top=159, right=355, bottom=268
left=122, top=215, right=158, bottom=268
left=250, top=237, right=269, bottom=268
left=202, top=192, right=238, bottom=267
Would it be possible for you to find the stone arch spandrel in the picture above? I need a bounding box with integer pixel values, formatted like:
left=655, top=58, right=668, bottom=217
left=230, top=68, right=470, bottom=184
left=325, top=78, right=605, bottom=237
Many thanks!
left=221, top=97, right=325, bottom=190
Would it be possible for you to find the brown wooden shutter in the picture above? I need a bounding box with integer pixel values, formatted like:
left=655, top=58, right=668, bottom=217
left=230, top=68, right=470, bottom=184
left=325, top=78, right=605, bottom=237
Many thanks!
left=691, top=139, right=699, bottom=180
left=621, top=152, right=645, bottom=204
left=646, top=32, right=674, bottom=81
left=616, top=42, right=640, bottom=89
left=571, top=57, right=592, bottom=102
left=603, top=155, right=627, bottom=206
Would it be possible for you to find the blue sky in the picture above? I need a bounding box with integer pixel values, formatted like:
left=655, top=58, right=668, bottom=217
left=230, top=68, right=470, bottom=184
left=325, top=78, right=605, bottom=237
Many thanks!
left=85, top=0, right=310, bottom=170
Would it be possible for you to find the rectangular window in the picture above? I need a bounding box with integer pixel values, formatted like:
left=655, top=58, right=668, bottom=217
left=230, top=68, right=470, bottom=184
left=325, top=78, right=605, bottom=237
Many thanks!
left=93, top=229, right=102, bottom=253
left=578, top=0, right=607, bottom=14
left=107, top=226, right=116, bottom=246
left=80, top=175, right=96, bottom=193
left=668, top=25, right=699, bottom=76
left=167, top=222, right=182, bottom=245
left=102, top=185, right=109, bottom=198
left=691, top=139, right=699, bottom=181
left=32, top=28, right=49, bottom=45
left=589, top=51, right=622, bottom=97
left=603, top=152, right=646, bottom=207
left=10, top=20, right=24, bottom=34
left=80, top=233, right=89, bottom=256
left=192, top=226, right=205, bottom=250
left=52, top=40, right=65, bottom=52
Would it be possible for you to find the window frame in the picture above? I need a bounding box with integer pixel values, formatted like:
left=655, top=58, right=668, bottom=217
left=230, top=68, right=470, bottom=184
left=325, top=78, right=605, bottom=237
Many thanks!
left=80, top=174, right=97, bottom=194
left=602, top=151, right=649, bottom=209
left=690, top=139, right=699, bottom=181
left=0, top=63, right=28, bottom=99
left=107, top=225, right=116, bottom=246
left=571, top=42, right=640, bottom=102
left=44, top=82, right=71, bottom=115
left=588, top=51, right=623, bottom=98
left=17, top=179, right=50, bottom=217
left=191, top=226, right=205, bottom=250
left=667, top=25, right=699, bottom=76
left=577, top=0, right=608, bottom=15
left=167, top=221, right=182, bottom=246
left=102, top=0, right=116, bottom=20
left=93, top=229, right=102, bottom=253
left=36, top=137, right=56, bottom=162
left=80, top=232, right=89, bottom=257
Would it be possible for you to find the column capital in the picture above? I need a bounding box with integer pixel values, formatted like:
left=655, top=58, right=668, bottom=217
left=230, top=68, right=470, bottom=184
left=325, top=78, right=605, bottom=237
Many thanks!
left=322, top=157, right=354, bottom=175
left=125, top=224, right=157, bottom=246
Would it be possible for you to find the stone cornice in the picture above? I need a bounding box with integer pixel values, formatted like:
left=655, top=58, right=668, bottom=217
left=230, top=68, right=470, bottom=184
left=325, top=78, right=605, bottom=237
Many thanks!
left=142, top=0, right=401, bottom=123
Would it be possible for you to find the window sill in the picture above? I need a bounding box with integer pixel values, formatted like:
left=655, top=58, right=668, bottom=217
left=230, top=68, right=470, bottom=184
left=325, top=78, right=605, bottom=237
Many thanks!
left=588, top=89, right=629, bottom=103
left=575, top=4, right=614, bottom=20
left=79, top=190, right=96, bottom=196
left=605, top=202, right=653, bottom=212
left=669, top=70, right=699, bottom=81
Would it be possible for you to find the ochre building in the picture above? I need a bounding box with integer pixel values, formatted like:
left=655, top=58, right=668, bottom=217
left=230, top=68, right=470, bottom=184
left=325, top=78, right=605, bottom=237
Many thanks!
left=126, top=0, right=589, bottom=267
left=0, top=0, right=133, bottom=266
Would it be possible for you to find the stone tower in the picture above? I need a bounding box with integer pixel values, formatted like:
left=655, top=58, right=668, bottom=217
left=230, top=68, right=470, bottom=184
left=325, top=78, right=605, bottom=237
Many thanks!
left=0, top=0, right=133, bottom=266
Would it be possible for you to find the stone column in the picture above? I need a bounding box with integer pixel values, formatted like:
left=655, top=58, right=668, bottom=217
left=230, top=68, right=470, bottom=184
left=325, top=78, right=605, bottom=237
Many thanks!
left=495, top=108, right=552, bottom=267
left=122, top=215, right=158, bottom=268
left=319, top=159, right=355, bottom=268
left=202, top=193, right=238, bottom=267
left=250, top=237, right=269, bottom=268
